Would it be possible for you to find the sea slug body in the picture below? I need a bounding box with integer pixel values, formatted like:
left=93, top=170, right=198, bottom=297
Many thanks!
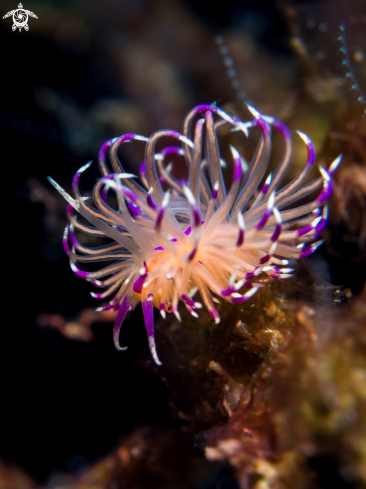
left=49, top=104, right=341, bottom=365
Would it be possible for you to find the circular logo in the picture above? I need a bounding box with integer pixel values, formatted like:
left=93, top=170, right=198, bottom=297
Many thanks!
left=3, top=3, right=38, bottom=32
left=12, top=8, right=28, bottom=30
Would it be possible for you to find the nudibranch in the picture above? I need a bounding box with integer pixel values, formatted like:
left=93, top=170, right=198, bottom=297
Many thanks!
left=49, top=104, right=341, bottom=365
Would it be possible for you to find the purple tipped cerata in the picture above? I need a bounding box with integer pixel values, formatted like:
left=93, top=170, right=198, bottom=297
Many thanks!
left=48, top=103, right=341, bottom=365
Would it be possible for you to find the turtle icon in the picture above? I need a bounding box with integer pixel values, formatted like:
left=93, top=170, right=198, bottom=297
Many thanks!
left=3, top=3, right=38, bottom=31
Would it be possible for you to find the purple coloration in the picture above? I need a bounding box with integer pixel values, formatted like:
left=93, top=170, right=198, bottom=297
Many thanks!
left=316, top=180, right=333, bottom=204
left=127, top=200, right=142, bottom=218
left=132, top=275, right=146, bottom=294
left=90, top=279, right=105, bottom=288
left=236, top=229, right=245, bottom=247
left=316, top=187, right=330, bottom=204
left=185, top=305, right=194, bottom=316
left=98, top=139, right=114, bottom=161
left=259, top=254, right=271, bottom=265
left=113, top=296, right=131, bottom=350
left=155, top=207, right=165, bottom=230
left=209, top=308, right=220, bottom=322
left=161, top=146, right=183, bottom=156
left=300, top=247, right=316, bottom=259
left=193, top=206, right=201, bottom=227
left=188, top=247, right=197, bottom=261
left=245, top=269, right=258, bottom=280
left=272, top=119, right=291, bottom=142
left=181, top=294, right=196, bottom=307
left=101, top=187, right=108, bottom=203
left=147, top=192, right=158, bottom=210
left=256, top=209, right=271, bottom=230
left=72, top=171, right=81, bottom=187
left=185, top=222, right=205, bottom=235
left=49, top=102, right=341, bottom=367
left=68, top=226, right=80, bottom=249
left=100, top=174, right=115, bottom=181
left=300, top=134, right=316, bottom=166
left=315, top=219, right=327, bottom=233
left=165, top=130, right=182, bottom=139
left=221, top=287, right=235, bottom=297
left=193, top=104, right=215, bottom=116
left=254, top=117, right=270, bottom=137
left=62, top=230, right=71, bottom=255
left=66, top=204, right=73, bottom=219
left=114, top=133, right=140, bottom=145
left=297, top=224, right=314, bottom=237
left=121, top=187, right=139, bottom=204
left=154, top=237, right=178, bottom=251
left=306, top=145, right=315, bottom=166
left=271, top=224, right=281, bottom=242
left=71, top=262, right=90, bottom=279
left=133, top=267, right=148, bottom=294
left=139, top=160, right=146, bottom=175
left=233, top=155, right=242, bottom=182
left=97, top=303, right=116, bottom=312
left=231, top=295, right=248, bottom=304
left=91, top=292, right=105, bottom=299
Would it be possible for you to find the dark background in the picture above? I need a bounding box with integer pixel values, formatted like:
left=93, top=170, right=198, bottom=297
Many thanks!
left=1, top=0, right=365, bottom=485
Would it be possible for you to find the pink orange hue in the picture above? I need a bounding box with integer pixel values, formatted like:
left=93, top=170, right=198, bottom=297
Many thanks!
left=49, top=104, right=341, bottom=365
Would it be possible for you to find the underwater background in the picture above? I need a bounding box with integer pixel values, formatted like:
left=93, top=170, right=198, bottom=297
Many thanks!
left=1, top=0, right=365, bottom=488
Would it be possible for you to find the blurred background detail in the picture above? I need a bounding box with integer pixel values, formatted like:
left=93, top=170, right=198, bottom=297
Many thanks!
left=1, top=0, right=365, bottom=488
